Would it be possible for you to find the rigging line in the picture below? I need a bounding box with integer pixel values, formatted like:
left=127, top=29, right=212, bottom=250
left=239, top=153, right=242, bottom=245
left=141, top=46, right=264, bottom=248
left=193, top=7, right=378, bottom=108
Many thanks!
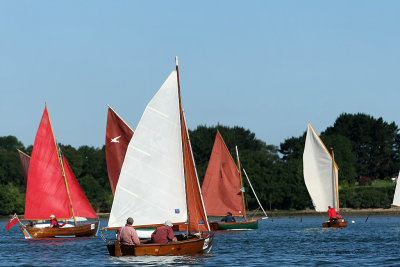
left=242, top=168, right=268, bottom=218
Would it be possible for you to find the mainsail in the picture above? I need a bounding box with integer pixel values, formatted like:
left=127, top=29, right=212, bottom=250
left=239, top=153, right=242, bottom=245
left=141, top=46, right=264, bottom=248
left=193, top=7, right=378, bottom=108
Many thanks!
left=303, top=123, right=339, bottom=212
left=24, top=106, right=97, bottom=220
left=392, top=171, right=400, bottom=207
left=201, top=131, right=244, bottom=216
left=105, top=105, right=134, bottom=195
left=108, top=71, right=187, bottom=227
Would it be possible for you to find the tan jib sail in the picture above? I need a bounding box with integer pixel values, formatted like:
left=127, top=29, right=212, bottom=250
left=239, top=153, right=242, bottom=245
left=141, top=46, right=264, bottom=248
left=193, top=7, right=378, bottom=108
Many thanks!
left=303, top=123, right=339, bottom=212
left=201, top=131, right=244, bottom=217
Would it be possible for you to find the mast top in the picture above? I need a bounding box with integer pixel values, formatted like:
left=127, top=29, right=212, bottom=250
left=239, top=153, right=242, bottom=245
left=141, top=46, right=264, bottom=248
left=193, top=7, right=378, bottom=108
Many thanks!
left=175, top=56, right=179, bottom=67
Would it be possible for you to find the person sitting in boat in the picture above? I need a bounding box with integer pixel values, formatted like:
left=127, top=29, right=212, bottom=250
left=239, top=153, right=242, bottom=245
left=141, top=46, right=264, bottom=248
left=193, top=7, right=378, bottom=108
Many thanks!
left=328, top=206, right=338, bottom=221
left=151, top=220, right=177, bottom=244
left=49, top=215, right=66, bottom=228
left=221, top=212, right=236, bottom=223
left=117, top=217, right=140, bottom=246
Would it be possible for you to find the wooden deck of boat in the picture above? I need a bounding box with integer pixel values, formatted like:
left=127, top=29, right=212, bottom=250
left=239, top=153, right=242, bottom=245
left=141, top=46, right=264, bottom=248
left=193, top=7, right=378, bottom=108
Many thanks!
left=107, top=232, right=214, bottom=256
left=20, top=221, right=99, bottom=239
left=322, top=218, right=348, bottom=228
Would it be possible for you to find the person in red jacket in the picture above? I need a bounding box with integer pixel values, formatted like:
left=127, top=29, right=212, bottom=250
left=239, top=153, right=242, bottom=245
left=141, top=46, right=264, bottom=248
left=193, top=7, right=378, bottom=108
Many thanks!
left=49, top=215, right=67, bottom=228
left=328, top=206, right=337, bottom=221
left=151, top=220, right=177, bottom=244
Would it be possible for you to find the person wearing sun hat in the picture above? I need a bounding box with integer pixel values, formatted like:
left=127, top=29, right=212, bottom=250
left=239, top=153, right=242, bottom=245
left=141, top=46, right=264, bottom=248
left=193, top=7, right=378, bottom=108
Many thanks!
left=151, top=220, right=178, bottom=244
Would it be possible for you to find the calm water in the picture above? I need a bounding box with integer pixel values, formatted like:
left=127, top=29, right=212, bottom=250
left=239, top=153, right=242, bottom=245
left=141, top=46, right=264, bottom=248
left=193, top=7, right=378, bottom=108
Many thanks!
left=1, top=215, right=400, bottom=266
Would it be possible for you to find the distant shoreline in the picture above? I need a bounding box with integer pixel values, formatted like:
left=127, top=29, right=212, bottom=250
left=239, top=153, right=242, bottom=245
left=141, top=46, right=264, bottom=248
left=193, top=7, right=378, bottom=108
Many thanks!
left=256, top=208, right=400, bottom=218
left=2, top=208, right=400, bottom=220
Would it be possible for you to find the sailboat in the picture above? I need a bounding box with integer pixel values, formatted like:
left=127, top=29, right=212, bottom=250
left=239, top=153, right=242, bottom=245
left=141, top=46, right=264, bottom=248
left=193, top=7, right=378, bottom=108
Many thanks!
left=201, top=131, right=268, bottom=230
left=100, top=57, right=214, bottom=257
left=19, top=105, right=99, bottom=239
left=303, top=123, right=347, bottom=228
left=392, top=171, right=400, bottom=207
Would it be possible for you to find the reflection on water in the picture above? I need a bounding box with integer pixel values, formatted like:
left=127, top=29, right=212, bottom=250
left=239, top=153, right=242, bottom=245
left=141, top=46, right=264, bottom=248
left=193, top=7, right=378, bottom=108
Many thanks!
left=1, top=217, right=400, bottom=266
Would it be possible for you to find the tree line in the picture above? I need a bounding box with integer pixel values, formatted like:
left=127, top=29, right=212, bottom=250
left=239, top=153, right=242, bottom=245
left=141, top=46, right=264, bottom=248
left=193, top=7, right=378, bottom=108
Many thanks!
left=0, top=113, right=399, bottom=215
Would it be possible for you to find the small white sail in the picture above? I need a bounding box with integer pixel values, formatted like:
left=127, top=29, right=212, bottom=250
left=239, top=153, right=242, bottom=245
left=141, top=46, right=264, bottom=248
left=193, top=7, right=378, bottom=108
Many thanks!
left=392, top=171, right=400, bottom=206
left=303, top=123, right=339, bottom=212
left=108, top=70, right=187, bottom=228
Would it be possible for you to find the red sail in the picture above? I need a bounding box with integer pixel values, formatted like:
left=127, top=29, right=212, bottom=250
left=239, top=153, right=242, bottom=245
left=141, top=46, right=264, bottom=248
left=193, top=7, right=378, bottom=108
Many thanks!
left=17, top=150, right=30, bottom=186
left=105, top=106, right=134, bottom=195
left=24, top=106, right=72, bottom=220
left=178, top=112, right=210, bottom=232
left=201, top=131, right=244, bottom=216
left=62, top=155, right=98, bottom=218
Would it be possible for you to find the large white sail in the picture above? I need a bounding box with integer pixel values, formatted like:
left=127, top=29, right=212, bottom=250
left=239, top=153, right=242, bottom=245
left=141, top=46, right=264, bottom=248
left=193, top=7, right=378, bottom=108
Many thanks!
left=303, top=123, right=339, bottom=212
left=392, top=172, right=400, bottom=206
left=108, top=70, right=187, bottom=227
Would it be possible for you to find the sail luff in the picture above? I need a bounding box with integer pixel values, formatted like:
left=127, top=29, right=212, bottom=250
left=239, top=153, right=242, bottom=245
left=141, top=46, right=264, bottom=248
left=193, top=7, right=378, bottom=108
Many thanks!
left=331, top=150, right=340, bottom=211
left=176, top=56, right=191, bottom=233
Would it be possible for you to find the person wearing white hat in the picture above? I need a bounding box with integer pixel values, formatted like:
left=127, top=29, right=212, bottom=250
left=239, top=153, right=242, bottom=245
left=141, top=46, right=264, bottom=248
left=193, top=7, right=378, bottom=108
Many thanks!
left=151, top=220, right=177, bottom=244
left=49, top=214, right=66, bottom=228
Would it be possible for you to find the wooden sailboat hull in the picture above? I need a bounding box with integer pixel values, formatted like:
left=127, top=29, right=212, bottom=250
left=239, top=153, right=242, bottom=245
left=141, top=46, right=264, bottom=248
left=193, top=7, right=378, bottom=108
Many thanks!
left=209, top=219, right=259, bottom=231
left=107, top=232, right=214, bottom=257
left=322, top=218, right=348, bottom=228
left=20, top=221, right=99, bottom=239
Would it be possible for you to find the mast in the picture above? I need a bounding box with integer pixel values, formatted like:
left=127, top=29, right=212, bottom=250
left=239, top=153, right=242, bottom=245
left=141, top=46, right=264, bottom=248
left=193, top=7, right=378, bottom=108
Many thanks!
left=331, top=148, right=340, bottom=211
left=176, top=56, right=190, bottom=233
left=47, top=105, right=77, bottom=225
left=235, top=146, right=247, bottom=221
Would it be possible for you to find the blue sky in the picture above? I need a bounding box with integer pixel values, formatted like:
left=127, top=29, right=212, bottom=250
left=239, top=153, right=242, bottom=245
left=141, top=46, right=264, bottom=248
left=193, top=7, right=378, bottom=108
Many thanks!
left=1, top=1, right=399, bottom=148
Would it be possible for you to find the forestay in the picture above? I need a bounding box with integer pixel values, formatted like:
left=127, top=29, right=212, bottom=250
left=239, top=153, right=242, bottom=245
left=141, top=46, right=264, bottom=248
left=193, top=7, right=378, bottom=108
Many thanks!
left=303, top=123, right=339, bottom=212
left=108, top=71, right=187, bottom=228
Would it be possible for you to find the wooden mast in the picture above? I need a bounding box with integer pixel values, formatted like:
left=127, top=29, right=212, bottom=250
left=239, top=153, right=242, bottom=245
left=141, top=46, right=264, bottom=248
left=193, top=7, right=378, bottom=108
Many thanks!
left=235, top=146, right=247, bottom=222
left=47, top=104, right=77, bottom=225
left=176, top=56, right=190, bottom=234
left=331, top=148, right=340, bottom=211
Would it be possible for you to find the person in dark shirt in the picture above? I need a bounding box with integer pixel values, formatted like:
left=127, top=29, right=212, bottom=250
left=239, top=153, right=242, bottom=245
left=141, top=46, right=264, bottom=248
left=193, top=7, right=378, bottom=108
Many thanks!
left=221, top=212, right=236, bottom=222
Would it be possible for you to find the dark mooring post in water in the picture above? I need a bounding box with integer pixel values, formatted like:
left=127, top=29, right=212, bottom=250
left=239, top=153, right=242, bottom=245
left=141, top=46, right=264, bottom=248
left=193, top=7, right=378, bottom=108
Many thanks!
left=365, top=215, right=370, bottom=223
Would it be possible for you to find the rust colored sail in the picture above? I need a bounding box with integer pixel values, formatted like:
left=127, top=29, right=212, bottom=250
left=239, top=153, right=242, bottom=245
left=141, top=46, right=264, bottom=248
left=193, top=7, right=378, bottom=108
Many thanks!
left=201, top=131, right=244, bottom=216
left=17, top=149, right=30, bottom=186
left=62, top=155, right=98, bottom=218
left=178, top=112, right=210, bottom=232
left=105, top=106, right=134, bottom=195
left=24, top=106, right=72, bottom=220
